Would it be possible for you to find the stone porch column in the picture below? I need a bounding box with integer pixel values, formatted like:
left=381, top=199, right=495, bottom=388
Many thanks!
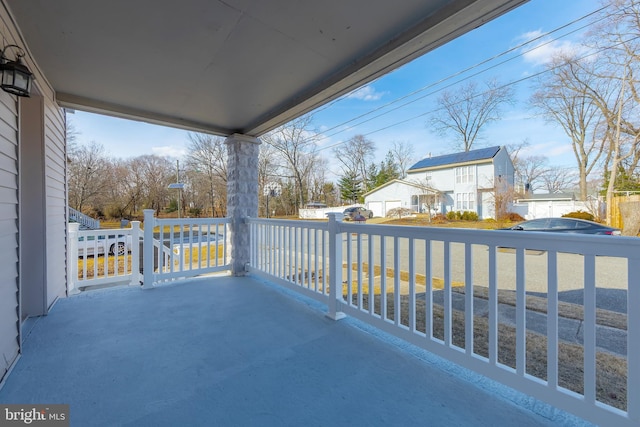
left=226, top=133, right=260, bottom=275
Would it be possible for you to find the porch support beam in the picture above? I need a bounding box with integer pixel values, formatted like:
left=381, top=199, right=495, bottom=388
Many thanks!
left=226, top=133, right=260, bottom=276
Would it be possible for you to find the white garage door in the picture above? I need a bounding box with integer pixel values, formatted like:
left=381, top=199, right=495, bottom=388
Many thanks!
left=384, top=200, right=402, bottom=216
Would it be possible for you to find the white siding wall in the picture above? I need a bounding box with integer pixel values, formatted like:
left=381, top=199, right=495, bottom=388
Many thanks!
left=44, top=103, right=66, bottom=307
left=407, top=168, right=455, bottom=192
left=477, top=163, right=494, bottom=189
left=0, top=85, right=18, bottom=384
left=493, top=147, right=515, bottom=186
left=364, top=182, right=416, bottom=217
left=0, top=2, right=67, bottom=382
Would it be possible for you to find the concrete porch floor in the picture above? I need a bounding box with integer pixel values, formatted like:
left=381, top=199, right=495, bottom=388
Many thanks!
left=0, top=275, right=590, bottom=426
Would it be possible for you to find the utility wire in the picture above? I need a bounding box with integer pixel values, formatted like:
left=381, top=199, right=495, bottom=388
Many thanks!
left=317, top=34, right=640, bottom=152
left=292, top=6, right=607, bottom=152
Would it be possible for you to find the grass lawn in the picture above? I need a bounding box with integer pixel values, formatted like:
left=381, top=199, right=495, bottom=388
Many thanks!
left=77, top=245, right=226, bottom=279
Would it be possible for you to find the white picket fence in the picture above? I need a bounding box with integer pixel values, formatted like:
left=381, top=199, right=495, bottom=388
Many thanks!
left=246, top=213, right=640, bottom=427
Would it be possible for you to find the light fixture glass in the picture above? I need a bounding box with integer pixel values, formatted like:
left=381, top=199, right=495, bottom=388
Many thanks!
left=0, top=45, right=33, bottom=97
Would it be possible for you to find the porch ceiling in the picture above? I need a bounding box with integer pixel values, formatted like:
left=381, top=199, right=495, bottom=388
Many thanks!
left=6, top=0, right=526, bottom=136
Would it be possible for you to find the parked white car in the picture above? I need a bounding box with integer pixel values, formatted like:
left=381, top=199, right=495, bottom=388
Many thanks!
left=77, top=234, right=132, bottom=257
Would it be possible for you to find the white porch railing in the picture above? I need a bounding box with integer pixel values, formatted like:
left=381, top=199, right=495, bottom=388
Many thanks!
left=68, top=222, right=141, bottom=293
left=246, top=213, right=640, bottom=427
left=69, top=212, right=231, bottom=291
left=69, top=206, right=100, bottom=229
left=142, top=209, right=231, bottom=287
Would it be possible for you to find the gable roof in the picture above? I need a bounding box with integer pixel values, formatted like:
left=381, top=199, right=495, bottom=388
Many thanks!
left=408, top=146, right=502, bottom=171
left=363, top=179, right=438, bottom=197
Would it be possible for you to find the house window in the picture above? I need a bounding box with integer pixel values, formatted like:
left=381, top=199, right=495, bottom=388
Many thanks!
left=455, top=166, right=475, bottom=184
left=456, top=193, right=475, bottom=210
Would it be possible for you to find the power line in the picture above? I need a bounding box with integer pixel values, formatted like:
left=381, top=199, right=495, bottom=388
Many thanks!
left=317, top=34, right=640, bottom=153
left=305, top=6, right=608, bottom=151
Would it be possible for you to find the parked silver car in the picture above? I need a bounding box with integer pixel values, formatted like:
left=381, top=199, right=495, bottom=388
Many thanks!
left=77, top=234, right=131, bottom=257
left=343, top=206, right=373, bottom=220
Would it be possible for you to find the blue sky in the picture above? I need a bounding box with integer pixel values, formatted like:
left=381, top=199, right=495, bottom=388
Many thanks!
left=70, top=0, right=603, bottom=175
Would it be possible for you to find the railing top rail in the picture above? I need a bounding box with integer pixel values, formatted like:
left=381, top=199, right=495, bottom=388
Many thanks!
left=336, top=222, right=639, bottom=258
left=76, top=228, right=133, bottom=235
left=246, top=218, right=639, bottom=258
left=245, top=217, right=329, bottom=230
left=154, top=217, right=231, bottom=225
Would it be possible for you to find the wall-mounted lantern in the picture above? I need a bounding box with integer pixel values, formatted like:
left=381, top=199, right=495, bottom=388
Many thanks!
left=0, top=44, right=33, bottom=97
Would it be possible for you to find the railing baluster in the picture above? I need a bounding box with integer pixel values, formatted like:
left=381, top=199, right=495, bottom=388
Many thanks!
left=394, top=236, right=400, bottom=327
left=357, top=233, right=363, bottom=309
left=408, top=237, right=416, bottom=332
left=425, top=239, right=432, bottom=339
left=368, top=234, right=374, bottom=316
left=381, top=235, right=387, bottom=321
left=488, top=244, right=498, bottom=365
left=322, top=229, right=327, bottom=295
left=307, top=228, right=312, bottom=289
left=346, top=232, right=352, bottom=303
left=516, top=247, right=526, bottom=376
left=547, top=250, right=559, bottom=389
left=313, top=229, right=319, bottom=292
left=464, top=243, right=473, bottom=354
left=269, top=224, right=274, bottom=277
left=583, top=254, right=596, bottom=405
left=628, top=253, right=640, bottom=423
left=443, top=240, right=451, bottom=346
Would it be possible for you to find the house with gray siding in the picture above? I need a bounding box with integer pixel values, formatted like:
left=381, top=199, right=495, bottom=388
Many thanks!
left=364, top=146, right=514, bottom=219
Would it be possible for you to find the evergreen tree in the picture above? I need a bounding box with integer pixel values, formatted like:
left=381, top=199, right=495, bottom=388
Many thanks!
left=601, top=164, right=640, bottom=195
left=367, top=151, right=401, bottom=189
left=339, top=171, right=362, bottom=203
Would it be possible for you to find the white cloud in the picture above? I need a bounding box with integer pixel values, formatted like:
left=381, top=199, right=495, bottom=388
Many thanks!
left=152, top=145, right=187, bottom=158
left=516, top=30, right=583, bottom=66
left=345, top=85, right=386, bottom=101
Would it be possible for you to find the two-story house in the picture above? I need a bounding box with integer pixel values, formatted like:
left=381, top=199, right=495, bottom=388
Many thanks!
left=364, top=146, right=514, bottom=219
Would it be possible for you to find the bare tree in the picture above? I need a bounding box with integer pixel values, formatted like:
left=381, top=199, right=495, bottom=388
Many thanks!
left=101, top=158, right=143, bottom=218
left=585, top=1, right=640, bottom=222
left=261, top=114, right=320, bottom=212
left=133, top=155, right=174, bottom=211
left=540, top=167, right=577, bottom=194
left=530, top=55, right=607, bottom=200
left=505, top=139, right=530, bottom=176
left=184, top=133, right=227, bottom=216
left=307, top=157, right=330, bottom=203
left=68, top=141, right=108, bottom=213
left=430, top=79, right=514, bottom=152
left=333, top=134, right=376, bottom=192
left=390, top=140, right=415, bottom=178
left=516, top=155, right=549, bottom=193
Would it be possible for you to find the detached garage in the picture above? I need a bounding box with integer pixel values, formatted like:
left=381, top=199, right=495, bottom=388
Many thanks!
left=364, top=179, right=438, bottom=217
